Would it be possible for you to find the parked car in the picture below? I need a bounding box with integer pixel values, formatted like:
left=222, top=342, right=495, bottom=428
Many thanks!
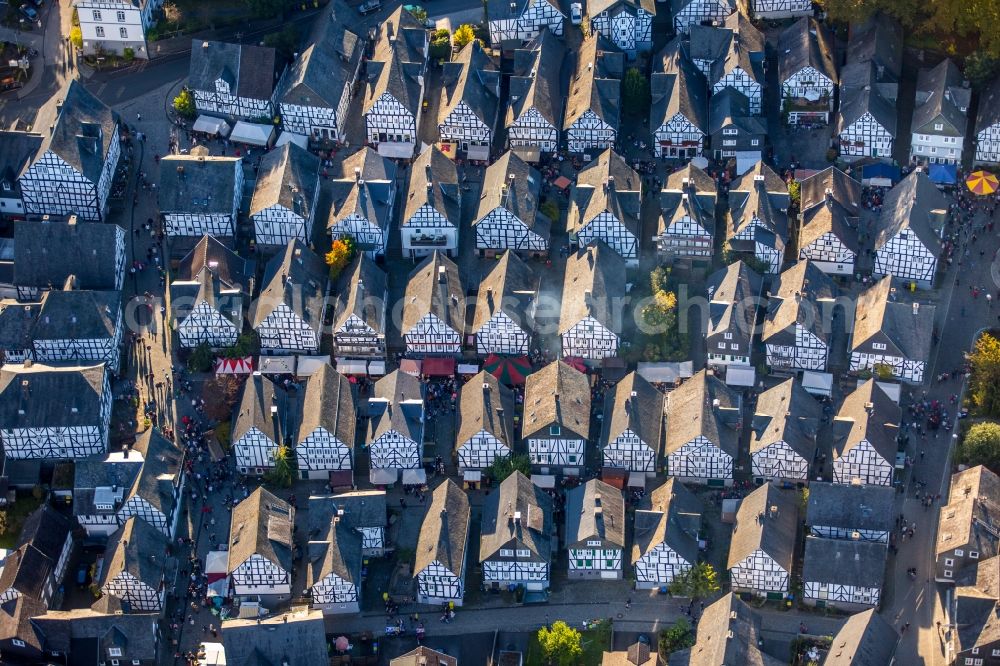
left=19, top=4, right=38, bottom=19
left=570, top=2, right=583, bottom=24
left=76, top=563, right=89, bottom=587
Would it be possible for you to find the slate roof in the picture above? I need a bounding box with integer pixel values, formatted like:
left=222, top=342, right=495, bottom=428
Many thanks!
left=0, top=544, right=52, bottom=602
left=0, top=363, right=107, bottom=429
left=73, top=450, right=144, bottom=518
left=307, top=521, right=363, bottom=587
left=632, top=478, right=701, bottom=569
left=31, top=611, right=159, bottom=663
left=158, top=155, right=241, bottom=216
left=228, top=487, right=294, bottom=573
left=852, top=276, right=935, bottom=363
left=874, top=169, right=947, bottom=255
left=937, top=466, right=1000, bottom=559
left=975, top=76, right=1000, bottom=135
left=727, top=484, right=797, bottom=572
left=709, top=88, right=766, bottom=136
left=0, top=302, right=38, bottom=355
left=602, top=371, right=664, bottom=449
left=367, top=370, right=424, bottom=444
left=802, top=536, right=887, bottom=588
left=401, top=251, right=466, bottom=336
left=14, top=219, right=123, bottom=291
left=673, top=593, right=782, bottom=666
left=439, top=41, right=500, bottom=130
left=0, top=131, right=42, bottom=193
left=326, top=148, right=397, bottom=245
left=403, top=146, right=461, bottom=226
left=762, top=260, right=837, bottom=346
left=564, top=33, right=623, bottom=130
left=832, top=379, right=901, bottom=464
left=824, top=608, right=898, bottom=666
left=799, top=199, right=861, bottom=254
left=658, top=187, right=716, bottom=239
left=664, top=163, right=717, bottom=197
left=777, top=18, right=838, bottom=85
left=522, top=361, right=591, bottom=440
left=331, top=254, right=388, bottom=336
left=686, top=17, right=763, bottom=88
left=913, top=58, right=970, bottom=136
left=307, top=490, right=387, bottom=537
left=232, top=373, right=287, bottom=445
left=392, top=646, right=459, bottom=666
left=507, top=28, right=563, bottom=131
left=125, top=430, right=182, bottom=519
left=664, top=370, right=741, bottom=457
left=480, top=471, right=553, bottom=561
left=100, top=517, right=168, bottom=594
left=799, top=167, right=861, bottom=216
left=17, top=504, right=71, bottom=563
left=188, top=40, right=278, bottom=101
left=297, top=364, right=356, bottom=448
left=175, top=235, right=254, bottom=292
left=249, top=143, right=320, bottom=220
left=955, top=557, right=1000, bottom=657
left=847, top=14, right=903, bottom=82
left=559, top=241, right=627, bottom=335
left=32, top=287, right=121, bottom=342
left=750, top=379, right=820, bottom=459
left=456, top=370, right=516, bottom=449
left=281, top=25, right=362, bottom=109
left=415, top=478, right=471, bottom=576
left=806, top=482, right=895, bottom=534
left=252, top=240, right=328, bottom=333
left=222, top=610, right=328, bottom=666
left=471, top=251, right=537, bottom=334
left=725, top=178, right=788, bottom=257
left=0, top=596, right=48, bottom=653
left=363, top=7, right=427, bottom=117
left=837, top=63, right=898, bottom=137
left=650, top=38, right=709, bottom=134
left=565, top=479, right=625, bottom=548
left=570, top=149, right=642, bottom=236
left=705, top=261, right=762, bottom=353
left=476, top=150, right=547, bottom=236
left=35, top=80, right=119, bottom=185
left=729, top=161, right=790, bottom=211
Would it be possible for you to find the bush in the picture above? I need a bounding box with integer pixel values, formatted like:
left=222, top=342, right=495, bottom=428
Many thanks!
left=173, top=88, right=196, bottom=119
left=453, top=24, right=476, bottom=49
left=214, top=421, right=232, bottom=448
left=187, top=342, right=214, bottom=373
left=325, top=237, right=356, bottom=280
left=659, top=619, right=695, bottom=660
left=70, top=26, right=83, bottom=49
left=486, top=454, right=532, bottom=483
left=622, top=66, right=650, bottom=111
left=958, top=422, right=1000, bottom=470
left=123, top=47, right=135, bottom=62
left=970, top=333, right=1000, bottom=417
left=540, top=199, right=560, bottom=222
left=430, top=29, right=451, bottom=60
left=537, top=621, right=582, bottom=666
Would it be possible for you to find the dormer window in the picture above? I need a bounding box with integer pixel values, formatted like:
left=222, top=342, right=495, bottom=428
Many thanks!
left=109, top=648, right=123, bottom=657
left=934, top=123, right=944, bottom=131
left=2, top=181, right=11, bottom=191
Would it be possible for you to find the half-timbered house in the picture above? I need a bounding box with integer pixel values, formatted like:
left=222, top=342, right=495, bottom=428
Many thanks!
left=589, top=0, right=653, bottom=58
left=655, top=164, right=717, bottom=262
left=0, top=594, right=49, bottom=662
left=705, top=261, right=763, bottom=367
left=910, top=59, right=970, bottom=166
left=0, top=131, right=42, bottom=220
left=733, top=160, right=791, bottom=210
left=836, top=62, right=897, bottom=161
left=456, top=371, right=516, bottom=472
left=486, top=0, right=565, bottom=46
left=831, top=379, right=900, bottom=486
left=750, top=379, right=821, bottom=483
left=0, top=505, right=73, bottom=607
left=674, top=593, right=779, bottom=664
left=170, top=235, right=253, bottom=349
left=935, top=466, right=1000, bottom=582
left=438, top=42, right=500, bottom=161
left=751, top=0, right=810, bottom=20
left=13, top=218, right=126, bottom=300
left=825, top=610, right=899, bottom=666
left=806, top=482, right=895, bottom=543
left=480, top=471, right=554, bottom=590
left=632, top=478, right=702, bottom=589
left=26, top=611, right=160, bottom=666
left=846, top=14, right=904, bottom=103
left=975, top=76, right=1000, bottom=166
left=474, top=151, right=549, bottom=257
left=664, top=370, right=741, bottom=486
left=778, top=19, right=838, bottom=125
left=308, top=491, right=388, bottom=557
left=728, top=484, right=797, bottom=598
left=402, top=252, right=465, bottom=356
left=232, top=372, right=287, bottom=477
left=522, top=361, right=591, bottom=476
left=686, top=13, right=765, bottom=114
left=158, top=155, right=243, bottom=238
left=18, top=81, right=121, bottom=222
left=708, top=88, right=767, bottom=167
left=0, top=303, right=36, bottom=365
left=366, top=370, right=424, bottom=480
left=803, top=537, right=887, bottom=610
left=252, top=240, right=328, bottom=355
left=872, top=170, right=948, bottom=288
left=566, top=480, right=625, bottom=579
left=295, top=365, right=356, bottom=480
left=560, top=242, right=626, bottom=360
left=249, top=143, right=320, bottom=248
left=725, top=172, right=789, bottom=274
left=117, top=430, right=184, bottom=538
left=228, top=488, right=294, bottom=606
left=563, top=34, right=623, bottom=155
left=797, top=167, right=861, bottom=276
left=188, top=40, right=279, bottom=120
left=362, top=7, right=428, bottom=159
left=600, top=371, right=664, bottom=474
left=331, top=255, right=389, bottom=361
left=306, top=520, right=362, bottom=614
left=222, top=610, right=327, bottom=664
left=30, top=283, right=123, bottom=373
left=98, top=518, right=168, bottom=613
left=415, top=479, right=471, bottom=605
left=671, top=0, right=734, bottom=34
left=651, top=39, right=708, bottom=160
left=472, top=251, right=537, bottom=356
left=73, top=447, right=144, bottom=538
left=0, top=362, right=111, bottom=460
left=401, top=147, right=461, bottom=258
left=850, top=276, right=935, bottom=384
left=762, top=260, right=838, bottom=371
left=506, top=29, right=563, bottom=160
left=325, top=148, right=397, bottom=259
left=570, top=150, right=641, bottom=264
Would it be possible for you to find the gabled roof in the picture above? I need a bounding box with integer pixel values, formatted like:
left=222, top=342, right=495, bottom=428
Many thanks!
left=456, top=370, right=516, bottom=449
left=363, top=7, right=427, bottom=116
left=298, top=364, right=356, bottom=448
left=508, top=28, right=563, bottom=130
left=938, top=466, right=1000, bottom=559
left=403, top=146, right=461, bottom=225
left=31, top=610, right=159, bottom=663
left=480, top=472, right=553, bottom=561
left=307, top=522, right=363, bottom=587
left=252, top=239, right=328, bottom=332
left=476, top=151, right=546, bottom=235
left=100, top=517, right=168, bottom=592
left=331, top=254, right=388, bottom=336
left=367, top=370, right=424, bottom=444
left=228, top=487, right=294, bottom=573
left=799, top=199, right=861, bottom=253
left=955, top=557, right=1000, bottom=656
left=0, top=303, right=36, bottom=355
left=913, top=58, right=970, bottom=136
left=663, top=163, right=717, bottom=197
left=632, top=478, right=701, bottom=567
left=158, top=155, right=241, bottom=215
left=976, top=76, right=1000, bottom=135
left=0, top=131, right=42, bottom=190
left=777, top=18, right=837, bottom=85
left=559, top=241, right=627, bottom=335
left=308, top=490, right=387, bottom=536
left=32, top=287, right=121, bottom=342
left=846, top=13, right=903, bottom=81
left=0, top=363, right=107, bottom=429
left=415, top=479, right=471, bottom=576
left=725, top=179, right=788, bottom=254
left=188, top=40, right=277, bottom=100
left=401, top=251, right=466, bottom=336
left=729, top=161, right=790, bottom=211
left=34, top=80, right=119, bottom=185
left=472, top=251, right=537, bottom=334
left=806, top=482, right=895, bottom=533
left=874, top=169, right=947, bottom=254
left=686, top=17, right=763, bottom=87
left=837, top=63, right=898, bottom=137
left=326, top=148, right=397, bottom=244
left=852, top=275, right=935, bottom=362
left=174, top=235, right=254, bottom=292
left=825, top=608, right=898, bottom=666
left=727, top=484, right=797, bottom=571
left=570, top=149, right=642, bottom=236
left=708, top=88, right=766, bottom=136
left=249, top=142, right=320, bottom=219
left=439, top=41, right=500, bottom=130
left=14, top=219, right=123, bottom=291
left=750, top=379, right=820, bottom=459
left=392, top=646, right=459, bottom=666
left=602, top=371, right=663, bottom=449
left=0, top=596, right=48, bottom=653
left=802, top=536, right=887, bottom=590
left=0, top=544, right=52, bottom=601
left=705, top=261, right=762, bottom=348
left=522, top=361, right=591, bottom=440
left=762, top=260, right=837, bottom=345
left=16, top=504, right=71, bottom=563
left=232, top=373, right=287, bottom=447
left=564, top=33, right=623, bottom=129
left=650, top=39, right=709, bottom=134
left=675, top=593, right=782, bottom=666
left=799, top=167, right=861, bottom=215
left=281, top=26, right=363, bottom=109
left=832, top=379, right=901, bottom=463
left=664, top=370, right=741, bottom=456
left=565, top=479, right=625, bottom=548
left=222, top=610, right=328, bottom=666
left=125, top=429, right=182, bottom=519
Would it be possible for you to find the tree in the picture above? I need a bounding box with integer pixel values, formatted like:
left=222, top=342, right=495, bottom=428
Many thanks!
left=222, top=332, right=257, bottom=359
left=325, top=237, right=356, bottom=279
left=959, top=422, right=1000, bottom=469
left=486, top=453, right=532, bottom=483
left=187, top=342, right=214, bottom=373
left=453, top=24, right=476, bottom=49
left=965, top=51, right=1000, bottom=88
left=668, top=562, right=720, bottom=599
left=622, top=67, right=650, bottom=113
left=248, top=0, right=289, bottom=18
left=970, top=333, right=1000, bottom=417
left=430, top=28, right=451, bottom=60
left=173, top=88, right=196, bottom=119
left=873, top=363, right=895, bottom=381
left=123, top=47, right=135, bottom=62
left=659, top=619, right=695, bottom=659
left=266, top=445, right=296, bottom=487
left=537, top=621, right=582, bottom=666
left=787, top=180, right=801, bottom=207
left=263, top=24, right=300, bottom=62
left=70, top=26, right=83, bottom=49
left=408, top=5, right=428, bottom=22
left=201, top=375, right=246, bottom=423
left=540, top=199, right=560, bottom=222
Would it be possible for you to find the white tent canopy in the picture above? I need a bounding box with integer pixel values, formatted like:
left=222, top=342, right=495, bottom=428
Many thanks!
left=636, top=361, right=693, bottom=384
left=205, top=550, right=228, bottom=575
left=532, top=474, right=555, bottom=489
left=367, top=360, right=387, bottom=376
left=230, top=121, right=274, bottom=147
left=335, top=359, right=368, bottom=375
left=402, top=468, right=426, bottom=485
left=801, top=371, right=833, bottom=397
left=275, top=131, right=308, bottom=149
left=193, top=115, right=231, bottom=137
left=725, top=365, right=756, bottom=387
left=257, top=356, right=295, bottom=374
left=295, top=355, right=331, bottom=376
left=370, top=468, right=397, bottom=485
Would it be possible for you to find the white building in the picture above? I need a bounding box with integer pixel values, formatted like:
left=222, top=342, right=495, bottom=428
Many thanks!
left=157, top=155, right=243, bottom=238
left=471, top=251, right=537, bottom=357
left=0, top=505, right=74, bottom=608
left=486, top=0, right=564, bottom=46
left=728, top=484, right=797, bottom=598
left=76, top=0, right=163, bottom=60
left=803, top=537, right=887, bottom=610
left=31, top=285, right=123, bottom=373
left=438, top=41, right=500, bottom=161
left=231, top=373, right=285, bottom=477
left=401, top=147, right=461, bottom=259
left=559, top=242, right=626, bottom=361
left=248, top=143, right=320, bottom=249
left=762, top=260, right=837, bottom=372
left=563, top=34, right=623, bottom=155
left=188, top=40, right=280, bottom=120
left=479, top=472, right=553, bottom=591
left=600, top=371, right=664, bottom=474
left=252, top=240, right=328, bottom=355
left=455, top=371, right=516, bottom=472
left=19, top=81, right=121, bottom=222
left=589, top=0, right=653, bottom=58
left=664, top=370, right=741, bottom=486
left=806, top=482, right=895, bottom=544
left=651, top=39, right=708, bottom=160
left=306, top=522, right=362, bottom=614
left=308, top=491, right=388, bottom=557
left=325, top=148, right=397, bottom=259
left=632, top=478, right=702, bottom=589
left=750, top=0, right=810, bottom=20
left=506, top=29, right=563, bottom=160
left=295, top=365, right=356, bottom=480
left=671, top=0, right=734, bottom=34
left=831, top=380, right=900, bottom=486
left=0, top=131, right=43, bottom=220
left=749, top=379, right=820, bottom=483
left=725, top=173, right=789, bottom=274
left=228, top=488, right=294, bottom=606
left=566, top=480, right=625, bottom=579
left=872, top=170, right=947, bottom=288
left=115, top=430, right=184, bottom=538
left=705, top=261, right=762, bottom=367
left=99, top=518, right=168, bottom=612
left=330, top=255, right=389, bottom=361
left=366, top=370, right=424, bottom=482
left=974, top=76, right=1000, bottom=166
left=910, top=59, right=970, bottom=166
left=655, top=164, right=717, bottom=261
left=522, top=361, right=591, bottom=476
left=73, top=448, right=144, bottom=538
left=415, top=479, right=471, bottom=605
left=777, top=19, right=838, bottom=125
left=836, top=63, right=897, bottom=161
left=797, top=167, right=862, bottom=277
left=473, top=151, right=549, bottom=257
left=570, top=150, right=642, bottom=264
left=686, top=14, right=765, bottom=115
left=401, top=252, right=465, bottom=356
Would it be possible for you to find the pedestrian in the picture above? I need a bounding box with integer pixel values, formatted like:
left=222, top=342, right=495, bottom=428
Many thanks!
left=137, top=112, right=142, bottom=122
left=920, top=450, right=925, bottom=460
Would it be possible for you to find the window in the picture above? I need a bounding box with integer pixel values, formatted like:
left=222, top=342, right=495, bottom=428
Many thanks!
left=729, top=343, right=739, bottom=350
left=972, top=551, right=980, bottom=559
left=12, top=639, right=25, bottom=647
left=93, top=10, right=103, bottom=20
left=945, top=558, right=955, bottom=566
left=515, top=549, right=530, bottom=557
left=117, top=10, right=126, bottom=21
left=992, top=650, right=1000, bottom=657
left=499, top=549, right=514, bottom=557
left=96, top=26, right=105, bottom=37
left=723, top=128, right=738, bottom=135
left=586, top=540, right=601, bottom=547
left=945, top=569, right=953, bottom=578
left=956, top=549, right=965, bottom=557
left=119, top=27, right=128, bottom=38
left=109, top=648, right=123, bottom=657
left=872, top=343, right=887, bottom=351
left=549, top=425, right=560, bottom=436
left=972, top=649, right=980, bottom=655
left=934, top=123, right=944, bottom=131
left=724, top=332, right=732, bottom=340
left=751, top=139, right=760, bottom=146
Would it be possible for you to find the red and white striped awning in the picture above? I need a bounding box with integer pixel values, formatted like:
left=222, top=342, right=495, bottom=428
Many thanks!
left=214, top=357, right=254, bottom=374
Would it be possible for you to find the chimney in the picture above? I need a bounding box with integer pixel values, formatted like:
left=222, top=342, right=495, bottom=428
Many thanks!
left=768, top=504, right=779, bottom=519
left=514, top=510, right=522, bottom=524
left=354, top=167, right=361, bottom=182
left=607, top=175, right=615, bottom=192
left=824, top=187, right=833, bottom=206
left=753, top=174, right=765, bottom=184
left=438, top=265, right=447, bottom=283
left=912, top=302, right=920, bottom=315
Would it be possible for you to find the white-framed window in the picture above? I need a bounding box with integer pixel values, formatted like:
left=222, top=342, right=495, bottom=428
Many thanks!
left=499, top=549, right=514, bottom=557
left=723, top=128, right=738, bottom=135
left=934, top=123, right=944, bottom=131
left=751, top=139, right=760, bottom=146
left=96, top=26, right=105, bottom=37
left=956, top=549, right=965, bottom=556
left=992, top=649, right=1000, bottom=657
left=945, top=569, right=953, bottom=578
left=515, top=549, right=530, bottom=557
left=945, top=558, right=955, bottom=566
left=12, top=639, right=24, bottom=647
left=972, top=551, right=980, bottom=559
left=109, top=648, right=123, bottom=657
left=549, top=425, right=560, bottom=436
left=93, top=10, right=103, bottom=20
left=117, top=10, right=126, bottom=21
left=119, top=27, right=128, bottom=39
left=724, top=332, right=732, bottom=340
left=872, top=342, right=887, bottom=351
left=730, top=343, right=738, bottom=350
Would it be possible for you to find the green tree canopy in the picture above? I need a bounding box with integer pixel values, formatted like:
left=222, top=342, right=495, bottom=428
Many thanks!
left=486, top=453, right=532, bottom=483
left=659, top=619, right=695, bottom=659
left=173, top=88, right=196, bottom=119
left=453, top=24, right=477, bottom=49
left=668, top=562, right=720, bottom=599
left=266, top=445, right=296, bottom=487
left=959, top=422, right=1000, bottom=469
left=970, top=333, right=1000, bottom=416
left=537, top=621, right=582, bottom=666
left=622, top=67, right=650, bottom=112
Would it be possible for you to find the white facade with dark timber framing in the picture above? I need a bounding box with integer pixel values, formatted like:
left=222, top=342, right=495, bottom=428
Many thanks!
left=252, top=240, right=328, bottom=356
left=566, top=480, right=625, bottom=579
left=456, top=371, right=516, bottom=472
left=401, top=252, right=465, bottom=356
left=506, top=29, right=563, bottom=159
left=559, top=242, right=626, bottom=361
left=326, top=148, right=397, bottom=259
left=116, top=430, right=184, bottom=539
left=232, top=373, right=284, bottom=477
left=331, top=254, right=389, bottom=361
left=802, top=537, right=887, bottom=610
left=474, top=151, right=549, bottom=257
left=728, top=484, right=797, bottom=598
left=438, top=42, right=500, bottom=160
left=19, top=81, right=121, bottom=222
left=797, top=168, right=862, bottom=276
left=750, top=0, right=810, bottom=19
left=563, top=34, right=623, bottom=155
left=831, top=380, right=899, bottom=486
left=601, top=372, right=663, bottom=474
left=651, top=39, right=709, bottom=160
left=471, top=251, right=537, bottom=357
left=806, top=482, right=895, bottom=544
left=480, top=472, right=553, bottom=590
left=248, top=143, right=320, bottom=248
left=671, top=0, right=734, bottom=34
left=655, top=165, right=717, bottom=261
left=632, top=479, right=702, bottom=589
left=307, top=525, right=362, bottom=614
left=158, top=155, right=243, bottom=238
left=664, top=370, right=741, bottom=487
left=687, top=14, right=766, bottom=116
left=872, top=170, right=947, bottom=289
left=228, top=489, right=294, bottom=605
left=522, top=361, right=591, bottom=476
left=100, top=517, right=169, bottom=613
left=487, top=0, right=565, bottom=46
left=778, top=19, right=838, bottom=126
left=295, top=365, right=356, bottom=480
left=366, top=371, right=424, bottom=479
left=415, top=480, right=471, bottom=605
left=188, top=41, right=279, bottom=120
left=749, top=379, right=820, bottom=483
left=974, top=77, right=1000, bottom=166
left=570, top=150, right=641, bottom=265
left=762, top=260, right=837, bottom=372
left=29, top=286, right=123, bottom=373
left=836, top=61, right=897, bottom=161
left=589, top=0, right=653, bottom=57
left=401, top=147, right=461, bottom=259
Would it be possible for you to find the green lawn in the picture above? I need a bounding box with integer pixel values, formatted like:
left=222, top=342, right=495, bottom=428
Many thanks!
left=0, top=495, right=44, bottom=549
left=526, top=621, right=613, bottom=666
